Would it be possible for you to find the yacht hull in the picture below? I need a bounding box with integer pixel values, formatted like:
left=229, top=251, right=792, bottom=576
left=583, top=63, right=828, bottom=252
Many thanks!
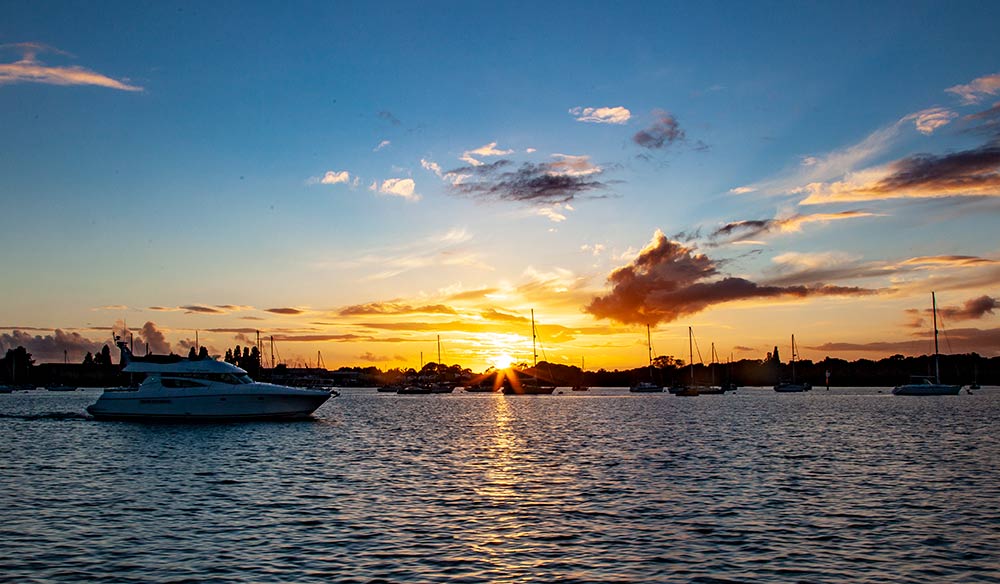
left=892, top=384, right=962, bottom=396
left=87, top=388, right=331, bottom=421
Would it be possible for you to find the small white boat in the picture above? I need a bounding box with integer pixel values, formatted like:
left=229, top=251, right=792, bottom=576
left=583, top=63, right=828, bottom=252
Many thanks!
left=893, top=293, right=962, bottom=396
left=87, top=338, right=333, bottom=421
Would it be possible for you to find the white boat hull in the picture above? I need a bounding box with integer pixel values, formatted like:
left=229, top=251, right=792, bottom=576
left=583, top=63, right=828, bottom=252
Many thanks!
left=87, top=383, right=331, bottom=421
left=892, top=384, right=962, bottom=396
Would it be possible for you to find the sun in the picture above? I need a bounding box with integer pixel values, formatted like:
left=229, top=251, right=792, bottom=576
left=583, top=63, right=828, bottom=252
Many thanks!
left=491, top=353, right=514, bottom=369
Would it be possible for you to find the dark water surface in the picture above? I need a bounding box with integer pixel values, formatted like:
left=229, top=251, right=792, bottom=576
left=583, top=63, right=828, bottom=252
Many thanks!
left=1, top=387, right=998, bottom=583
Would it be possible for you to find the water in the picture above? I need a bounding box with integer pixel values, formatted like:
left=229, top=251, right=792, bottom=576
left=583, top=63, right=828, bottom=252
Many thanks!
left=1, top=387, right=998, bottom=582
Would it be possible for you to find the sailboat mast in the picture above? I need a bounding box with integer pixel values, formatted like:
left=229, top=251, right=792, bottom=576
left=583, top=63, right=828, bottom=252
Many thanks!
left=646, top=324, right=653, bottom=379
left=531, top=309, right=537, bottom=367
left=932, top=291, right=940, bottom=383
left=710, top=342, right=716, bottom=385
left=791, top=334, right=797, bottom=383
left=437, top=334, right=441, bottom=365
left=689, top=326, right=694, bottom=385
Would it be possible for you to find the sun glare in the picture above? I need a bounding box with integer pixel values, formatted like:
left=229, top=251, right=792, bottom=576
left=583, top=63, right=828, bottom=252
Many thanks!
left=491, top=353, right=514, bottom=369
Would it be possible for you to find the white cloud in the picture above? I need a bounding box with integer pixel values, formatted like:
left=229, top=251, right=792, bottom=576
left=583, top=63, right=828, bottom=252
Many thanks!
left=420, top=159, right=442, bottom=175
left=422, top=158, right=469, bottom=185
left=729, top=186, right=757, bottom=195
left=581, top=243, right=605, bottom=256
left=946, top=72, right=1000, bottom=104
left=374, top=140, right=391, bottom=152
left=537, top=207, right=567, bottom=222
left=569, top=106, right=632, bottom=124
left=904, top=107, right=957, bottom=135
left=320, top=170, right=351, bottom=185
left=376, top=178, right=420, bottom=201
left=0, top=43, right=142, bottom=91
left=526, top=148, right=537, bottom=153
left=460, top=141, right=513, bottom=166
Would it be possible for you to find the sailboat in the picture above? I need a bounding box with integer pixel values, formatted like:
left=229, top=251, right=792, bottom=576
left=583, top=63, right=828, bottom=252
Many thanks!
left=501, top=310, right=556, bottom=394
left=695, top=342, right=729, bottom=394
left=774, top=334, right=811, bottom=392
left=672, top=327, right=701, bottom=396
left=571, top=357, right=589, bottom=391
left=893, top=293, right=963, bottom=396
left=630, top=325, right=663, bottom=392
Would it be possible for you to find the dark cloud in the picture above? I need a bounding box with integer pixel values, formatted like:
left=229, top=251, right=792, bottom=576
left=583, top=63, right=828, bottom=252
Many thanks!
left=586, top=231, right=877, bottom=326
left=448, top=159, right=607, bottom=206
left=265, top=308, right=304, bottom=315
left=179, top=305, right=224, bottom=314
left=0, top=329, right=104, bottom=362
left=377, top=110, right=401, bottom=126
left=339, top=302, right=457, bottom=316
left=271, top=334, right=366, bottom=342
left=870, top=143, right=1000, bottom=196
left=710, top=211, right=877, bottom=243
left=358, top=352, right=393, bottom=362
left=809, top=327, right=1000, bottom=355
left=632, top=109, right=686, bottom=150
left=733, top=345, right=757, bottom=352
left=937, top=295, right=997, bottom=321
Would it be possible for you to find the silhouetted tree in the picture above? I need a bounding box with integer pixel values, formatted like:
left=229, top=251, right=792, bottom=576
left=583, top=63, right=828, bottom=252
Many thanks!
left=188, top=347, right=197, bottom=359
left=82, top=352, right=94, bottom=365
left=199, top=346, right=209, bottom=359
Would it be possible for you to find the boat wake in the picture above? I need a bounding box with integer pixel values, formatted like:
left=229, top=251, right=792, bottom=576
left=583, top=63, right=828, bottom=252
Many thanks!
left=0, top=412, right=92, bottom=422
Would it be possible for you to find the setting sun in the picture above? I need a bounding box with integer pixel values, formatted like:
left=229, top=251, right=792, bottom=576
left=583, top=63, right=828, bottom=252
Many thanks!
left=491, top=354, right=515, bottom=370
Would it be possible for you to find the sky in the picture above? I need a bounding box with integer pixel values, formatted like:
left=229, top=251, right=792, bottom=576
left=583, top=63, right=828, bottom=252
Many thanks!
left=1, top=1, right=999, bottom=371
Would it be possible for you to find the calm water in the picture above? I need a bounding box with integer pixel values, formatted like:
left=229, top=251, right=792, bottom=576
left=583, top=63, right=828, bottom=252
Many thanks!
left=1, top=387, right=998, bottom=583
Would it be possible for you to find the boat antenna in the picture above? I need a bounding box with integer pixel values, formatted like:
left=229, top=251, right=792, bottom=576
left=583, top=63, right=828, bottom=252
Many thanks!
left=195, top=330, right=199, bottom=352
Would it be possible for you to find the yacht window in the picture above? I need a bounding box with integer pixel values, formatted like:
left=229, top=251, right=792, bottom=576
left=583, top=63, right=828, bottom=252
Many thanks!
left=161, top=378, right=207, bottom=388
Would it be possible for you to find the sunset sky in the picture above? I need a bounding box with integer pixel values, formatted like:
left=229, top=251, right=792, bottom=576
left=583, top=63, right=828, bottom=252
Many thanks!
left=1, top=2, right=998, bottom=370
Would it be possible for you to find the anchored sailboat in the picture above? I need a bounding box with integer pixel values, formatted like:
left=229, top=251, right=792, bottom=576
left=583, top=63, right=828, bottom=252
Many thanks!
left=893, top=292, right=962, bottom=396
left=774, top=334, right=811, bottom=392
left=502, top=310, right=556, bottom=394
left=630, top=325, right=663, bottom=392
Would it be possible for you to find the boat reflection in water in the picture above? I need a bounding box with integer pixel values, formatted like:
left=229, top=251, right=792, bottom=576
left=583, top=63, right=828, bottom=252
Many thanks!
left=87, top=337, right=334, bottom=421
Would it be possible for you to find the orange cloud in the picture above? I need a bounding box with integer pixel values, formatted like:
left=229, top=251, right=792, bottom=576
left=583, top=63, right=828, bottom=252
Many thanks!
left=0, top=43, right=142, bottom=91
left=587, top=230, right=876, bottom=326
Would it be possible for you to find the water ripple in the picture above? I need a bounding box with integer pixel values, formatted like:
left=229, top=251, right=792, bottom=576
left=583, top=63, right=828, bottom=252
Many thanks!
left=1, top=388, right=998, bottom=582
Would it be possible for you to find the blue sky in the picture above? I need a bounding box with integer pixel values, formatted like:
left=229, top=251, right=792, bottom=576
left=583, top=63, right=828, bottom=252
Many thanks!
left=1, top=1, right=998, bottom=368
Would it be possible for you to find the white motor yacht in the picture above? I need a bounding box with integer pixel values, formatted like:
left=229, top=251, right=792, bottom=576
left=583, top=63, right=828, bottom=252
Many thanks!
left=87, top=339, right=333, bottom=421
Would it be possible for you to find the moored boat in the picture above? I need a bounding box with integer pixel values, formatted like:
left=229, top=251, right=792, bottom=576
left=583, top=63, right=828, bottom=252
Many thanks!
left=893, top=293, right=962, bottom=396
left=86, top=336, right=333, bottom=421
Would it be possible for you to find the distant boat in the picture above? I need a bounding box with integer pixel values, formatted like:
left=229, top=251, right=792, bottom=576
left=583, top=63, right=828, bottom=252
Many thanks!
left=893, top=293, right=962, bottom=396
left=774, top=334, right=812, bottom=392
left=400, top=336, right=456, bottom=394
left=45, top=384, right=76, bottom=392
left=571, top=357, right=589, bottom=391
left=87, top=335, right=333, bottom=421
left=969, top=360, right=980, bottom=390
left=696, top=342, right=729, bottom=395
left=674, top=327, right=701, bottom=397
left=502, top=310, right=555, bottom=395
left=630, top=325, right=663, bottom=393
